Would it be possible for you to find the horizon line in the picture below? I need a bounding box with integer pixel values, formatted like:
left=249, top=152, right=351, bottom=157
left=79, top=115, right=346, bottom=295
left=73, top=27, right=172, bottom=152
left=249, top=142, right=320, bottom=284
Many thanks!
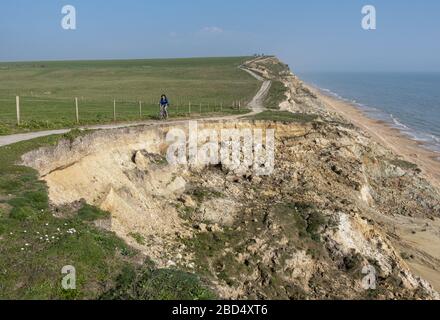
left=0, top=54, right=262, bottom=64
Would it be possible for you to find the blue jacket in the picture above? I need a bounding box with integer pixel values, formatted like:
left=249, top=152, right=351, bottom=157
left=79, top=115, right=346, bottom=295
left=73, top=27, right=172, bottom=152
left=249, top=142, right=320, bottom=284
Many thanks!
left=160, top=98, right=169, bottom=106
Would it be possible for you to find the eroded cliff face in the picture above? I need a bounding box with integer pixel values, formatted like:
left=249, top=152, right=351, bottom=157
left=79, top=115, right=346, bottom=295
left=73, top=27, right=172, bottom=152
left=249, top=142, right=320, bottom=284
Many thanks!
left=21, top=57, right=440, bottom=299
left=243, top=56, right=333, bottom=117
left=243, top=56, right=440, bottom=294
left=21, top=119, right=439, bottom=299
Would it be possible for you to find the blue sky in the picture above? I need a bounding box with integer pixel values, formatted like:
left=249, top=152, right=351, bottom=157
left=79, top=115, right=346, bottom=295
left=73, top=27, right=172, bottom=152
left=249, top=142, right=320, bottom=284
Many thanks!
left=1, top=0, right=439, bottom=72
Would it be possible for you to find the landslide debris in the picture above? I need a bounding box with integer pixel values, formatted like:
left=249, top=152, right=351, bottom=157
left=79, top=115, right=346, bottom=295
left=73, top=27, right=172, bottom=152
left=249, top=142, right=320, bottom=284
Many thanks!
left=22, top=119, right=440, bottom=299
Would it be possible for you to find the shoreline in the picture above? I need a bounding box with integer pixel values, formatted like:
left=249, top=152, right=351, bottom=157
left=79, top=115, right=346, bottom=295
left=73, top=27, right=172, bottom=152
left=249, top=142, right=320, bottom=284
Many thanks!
left=305, top=84, right=440, bottom=190
left=305, top=83, right=440, bottom=292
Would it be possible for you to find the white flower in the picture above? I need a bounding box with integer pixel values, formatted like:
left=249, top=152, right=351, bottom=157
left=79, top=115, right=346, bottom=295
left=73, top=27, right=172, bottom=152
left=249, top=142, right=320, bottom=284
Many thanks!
left=67, top=228, right=77, bottom=234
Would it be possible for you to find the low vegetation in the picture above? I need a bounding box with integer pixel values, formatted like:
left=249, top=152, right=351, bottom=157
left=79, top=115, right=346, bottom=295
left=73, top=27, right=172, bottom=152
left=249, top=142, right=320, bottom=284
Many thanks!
left=0, top=135, right=211, bottom=299
left=0, top=57, right=259, bottom=135
left=264, top=81, right=288, bottom=110
left=258, top=59, right=289, bottom=78
left=247, top=110, right=318, bottom=123
left=100, top=265, right=216, bottom=300
left=181, top=199, right=330, bottom=299
left=389, top=159, right=419, bottom=171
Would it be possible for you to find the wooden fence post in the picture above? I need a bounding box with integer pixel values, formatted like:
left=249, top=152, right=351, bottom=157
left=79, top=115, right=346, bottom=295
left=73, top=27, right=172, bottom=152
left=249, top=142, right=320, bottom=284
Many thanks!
left=139, top=101, right=142, bottom=118
left=221, top=102, right=223, bottom=112
left=200, top=103, right=202, bottom=113
left=189, top=102, right=191, bottom=114
left=113, top=99, right=116, bottom=121
left=16, top=96, right=20, bottom=126
left=75, top=97, right=79, bottom=124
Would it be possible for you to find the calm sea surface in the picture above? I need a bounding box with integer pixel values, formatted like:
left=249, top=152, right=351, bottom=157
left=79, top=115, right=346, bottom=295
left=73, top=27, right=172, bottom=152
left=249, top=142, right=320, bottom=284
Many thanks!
left=299, top=72, right=440, bottom=154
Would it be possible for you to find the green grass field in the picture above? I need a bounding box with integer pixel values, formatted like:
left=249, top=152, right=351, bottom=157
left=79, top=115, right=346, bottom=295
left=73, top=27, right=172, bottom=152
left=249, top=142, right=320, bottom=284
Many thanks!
left=0, top=57, right=259, bottom=135
left=0, top=133, right=215, bottom=299
left=247, top=110, right=318, bottom=123
left=264, top=81, right=288, bottom=110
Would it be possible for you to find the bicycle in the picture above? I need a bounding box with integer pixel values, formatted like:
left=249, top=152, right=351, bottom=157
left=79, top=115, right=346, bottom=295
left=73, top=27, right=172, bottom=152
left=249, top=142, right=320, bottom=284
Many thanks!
left=159, top=104, right=169, bottom=120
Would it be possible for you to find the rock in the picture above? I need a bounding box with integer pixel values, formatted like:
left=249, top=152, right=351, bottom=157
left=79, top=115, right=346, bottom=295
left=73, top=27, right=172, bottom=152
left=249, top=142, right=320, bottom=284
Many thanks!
left=208, top=224, right=223, bottom=233
left=252, top=176, right=262, bottom=184
left=199, top=223, right=208, bottom=232
left=180, top=194, right=197, bottom=208
left=166, top=260, right=177, bottom=267
left=166, top=177, right=187, bottom=195
left=133, top=151, right=150, bottom=170
left=395, top=167, right=406, bottom=177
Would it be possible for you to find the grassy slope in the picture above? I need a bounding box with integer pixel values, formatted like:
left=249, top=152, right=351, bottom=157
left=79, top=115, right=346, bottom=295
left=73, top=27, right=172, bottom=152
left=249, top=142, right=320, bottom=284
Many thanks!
left=0, top=57, right=258, bottom=134
left=0, top=134, right=214, bottom=300
left=264, top=81, right=288, bottom=110
left=247, top=111, right=318, bottom=123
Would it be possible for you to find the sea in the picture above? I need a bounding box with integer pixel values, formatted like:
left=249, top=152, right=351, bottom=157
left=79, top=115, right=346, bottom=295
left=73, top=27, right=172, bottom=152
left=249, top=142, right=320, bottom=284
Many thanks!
left=298, top=72, right=440, bottom=156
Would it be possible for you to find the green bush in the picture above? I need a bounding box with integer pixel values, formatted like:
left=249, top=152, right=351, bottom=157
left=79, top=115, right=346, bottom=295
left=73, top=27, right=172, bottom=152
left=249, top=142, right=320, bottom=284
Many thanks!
left=77, top=204, right=110, bottom=222
left=101, top=267, right=216, bottom=300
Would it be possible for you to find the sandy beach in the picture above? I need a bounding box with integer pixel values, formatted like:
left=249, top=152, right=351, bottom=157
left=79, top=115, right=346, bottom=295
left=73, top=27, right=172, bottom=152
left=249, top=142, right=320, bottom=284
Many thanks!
left=306, top=84, right=440, bottom=190
left=305, top=84, right=440, bottom=291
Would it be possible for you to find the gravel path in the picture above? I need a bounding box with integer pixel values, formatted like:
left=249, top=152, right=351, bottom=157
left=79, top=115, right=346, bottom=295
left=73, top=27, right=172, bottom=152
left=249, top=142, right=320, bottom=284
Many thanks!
left=0, top=67, right=270, bottom=147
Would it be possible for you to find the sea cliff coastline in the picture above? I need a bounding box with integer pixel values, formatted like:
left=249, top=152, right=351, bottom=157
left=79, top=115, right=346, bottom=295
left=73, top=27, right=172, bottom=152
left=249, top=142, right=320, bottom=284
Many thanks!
left=242, top=56, right=440, bottom=293
left=306, top=84, right=440, bottom=191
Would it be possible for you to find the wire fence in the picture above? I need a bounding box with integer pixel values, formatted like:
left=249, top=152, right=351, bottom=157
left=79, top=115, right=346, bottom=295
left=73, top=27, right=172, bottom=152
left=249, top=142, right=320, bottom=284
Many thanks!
left=0, top=96, right=248, bottom=131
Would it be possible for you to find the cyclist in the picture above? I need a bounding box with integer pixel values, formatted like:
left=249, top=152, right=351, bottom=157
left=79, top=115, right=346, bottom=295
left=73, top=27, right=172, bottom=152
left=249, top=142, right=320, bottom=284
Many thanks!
left=159, top=94, right=169, bottom=119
